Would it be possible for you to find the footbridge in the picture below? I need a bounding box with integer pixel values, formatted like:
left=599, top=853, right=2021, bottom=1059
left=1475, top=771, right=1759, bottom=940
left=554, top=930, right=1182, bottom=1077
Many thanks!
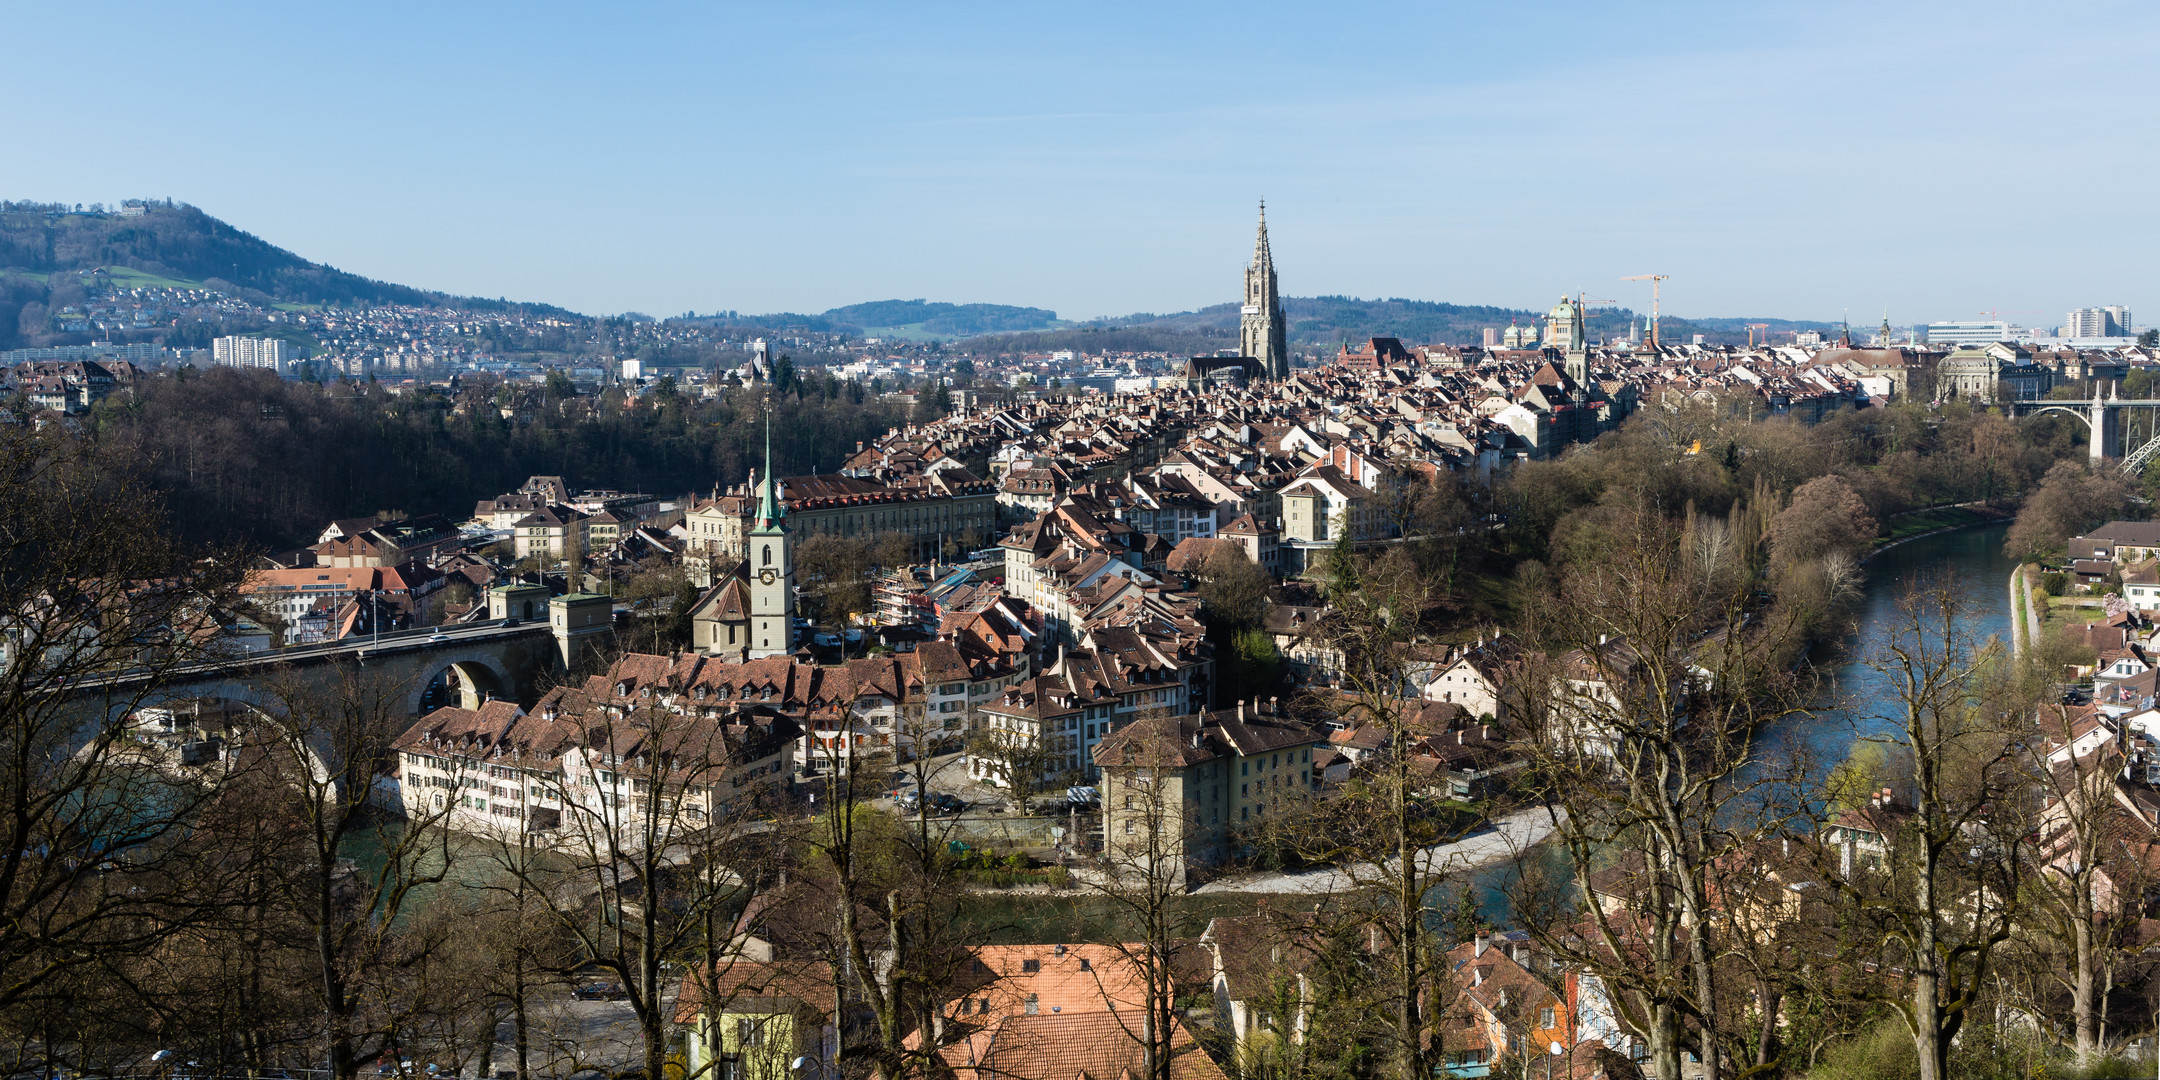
left=2008, top=390, right=2160, bottom=471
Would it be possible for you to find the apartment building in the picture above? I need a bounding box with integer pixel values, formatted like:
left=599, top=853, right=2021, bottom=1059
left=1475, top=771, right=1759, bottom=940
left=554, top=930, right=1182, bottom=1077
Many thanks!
left=212, top=335, right=291, bottom=370
left=1091, top=701, right=1326, bottom=883
left=392, top=668, right=800, bottom=842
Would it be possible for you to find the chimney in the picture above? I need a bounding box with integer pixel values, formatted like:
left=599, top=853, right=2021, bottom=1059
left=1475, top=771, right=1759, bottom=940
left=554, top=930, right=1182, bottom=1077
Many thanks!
left=1598, top=633, right=1608, bottom=646
left=1270, top=696, right=1279, bottom=716
left=1474, top=932, right=1488, bottom=959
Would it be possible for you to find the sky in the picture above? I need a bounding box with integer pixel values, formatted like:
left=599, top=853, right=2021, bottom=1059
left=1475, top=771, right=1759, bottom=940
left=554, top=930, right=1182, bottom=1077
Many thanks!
left=5, top=1, right=2157, bottom=327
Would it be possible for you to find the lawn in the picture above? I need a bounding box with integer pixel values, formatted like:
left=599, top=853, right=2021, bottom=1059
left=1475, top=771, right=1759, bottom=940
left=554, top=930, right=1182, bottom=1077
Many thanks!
left=1878, top=505, right=1989, bottom=544
left=2037, top=594, right=2110, bottom=645
left=98, top=265, right=207, bottom=291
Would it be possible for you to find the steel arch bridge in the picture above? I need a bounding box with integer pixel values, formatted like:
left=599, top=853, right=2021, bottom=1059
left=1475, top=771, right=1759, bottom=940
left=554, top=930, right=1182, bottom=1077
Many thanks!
left=2007, top=395, right=2160, bottom=473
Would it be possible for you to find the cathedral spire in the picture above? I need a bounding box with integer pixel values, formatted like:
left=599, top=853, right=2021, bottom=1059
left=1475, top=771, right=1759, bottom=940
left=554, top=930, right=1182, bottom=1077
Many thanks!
left=1241, top=202, right=1288, bottom=380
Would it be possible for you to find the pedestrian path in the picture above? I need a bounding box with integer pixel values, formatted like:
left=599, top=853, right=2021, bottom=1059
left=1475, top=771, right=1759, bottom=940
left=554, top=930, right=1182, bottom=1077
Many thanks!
left=1194, top=806, right=1564, bottom=894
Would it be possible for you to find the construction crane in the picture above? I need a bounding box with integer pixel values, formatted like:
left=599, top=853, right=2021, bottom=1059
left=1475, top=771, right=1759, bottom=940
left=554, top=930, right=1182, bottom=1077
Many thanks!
left=1745, top=323, right=1771, bottom=349
left=1622, top=274, right=1670, bottom=348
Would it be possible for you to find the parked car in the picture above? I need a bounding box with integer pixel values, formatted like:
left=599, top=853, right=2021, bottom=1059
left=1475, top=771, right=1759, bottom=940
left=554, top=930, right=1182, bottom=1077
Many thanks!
left=931, top=793, right=968, bottom=815
left=572, top=982, right=628, bottom=1001
left=896, top=790, right=922, bottom=811
left=813, top=632, right=843, bottom=648
left=427, top=633, right=451, bottom=643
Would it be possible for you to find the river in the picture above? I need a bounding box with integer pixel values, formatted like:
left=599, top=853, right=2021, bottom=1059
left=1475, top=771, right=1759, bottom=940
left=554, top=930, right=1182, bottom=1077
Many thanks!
left=1462, top=520, right=2018, bottom=922
left=1756, top=520, right=2017, bottom=770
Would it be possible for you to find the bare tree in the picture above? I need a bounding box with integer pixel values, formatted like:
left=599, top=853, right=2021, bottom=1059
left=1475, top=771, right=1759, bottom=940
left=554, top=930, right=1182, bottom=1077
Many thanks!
left=797, top=702, right=990, bottom=1080
left=248, top=666, right=457, bottom=1080
left=0, top=425, right=257, bottom=1062
left=486, top=678, right=783, bottom=1080
left=1510, top=499, right=1809, bottom=1080
left=1084, top=722, right=1204, bottom=1080
left=1264, top=546, right=1491, bottom=1080
left=1802, top=583, right=2028, bottom=1080
left=2014, top=697, right=2150, bottom=1065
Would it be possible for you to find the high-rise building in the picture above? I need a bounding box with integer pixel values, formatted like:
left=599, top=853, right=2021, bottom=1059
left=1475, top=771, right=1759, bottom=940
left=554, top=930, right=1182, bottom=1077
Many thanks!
left=1239, top=203, right=1289, bottom=380
left=1922, top=321, right=2011, bottom=346
left=212, top=335, right=290, bottom=370
left=2066, top=306, right=2133, bottom=338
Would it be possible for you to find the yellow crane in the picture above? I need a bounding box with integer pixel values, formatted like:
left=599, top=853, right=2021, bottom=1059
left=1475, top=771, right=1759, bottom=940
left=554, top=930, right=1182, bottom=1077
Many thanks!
left=1746, top=323, right=1770, bottom=349
left=1622, top=273, right=1670, bottom=348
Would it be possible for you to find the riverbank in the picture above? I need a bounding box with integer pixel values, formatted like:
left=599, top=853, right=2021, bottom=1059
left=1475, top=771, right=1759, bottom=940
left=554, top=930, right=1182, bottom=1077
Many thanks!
left=1868, top=502, right=2014, bottom=562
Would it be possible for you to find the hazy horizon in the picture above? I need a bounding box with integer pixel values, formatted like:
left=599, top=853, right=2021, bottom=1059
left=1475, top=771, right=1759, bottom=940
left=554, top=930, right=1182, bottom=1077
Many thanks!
left=5, top=1, right=2156, bottom=328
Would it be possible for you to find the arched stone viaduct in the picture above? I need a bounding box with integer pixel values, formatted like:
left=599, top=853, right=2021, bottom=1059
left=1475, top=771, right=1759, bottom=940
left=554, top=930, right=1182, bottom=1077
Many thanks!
left=70, top=611, right=610, bottom=725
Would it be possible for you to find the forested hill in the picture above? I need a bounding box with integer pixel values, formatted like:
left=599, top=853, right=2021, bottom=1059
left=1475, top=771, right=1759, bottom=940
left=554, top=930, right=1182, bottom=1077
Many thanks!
left=0, top=201, right=575, bottom=344
left=963, top=296, right=1840, bottom=353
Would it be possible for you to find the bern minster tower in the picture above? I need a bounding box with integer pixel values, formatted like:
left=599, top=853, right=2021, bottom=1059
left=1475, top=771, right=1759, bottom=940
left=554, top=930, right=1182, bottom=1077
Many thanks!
left=1240, top=202, right=1290, bottom=380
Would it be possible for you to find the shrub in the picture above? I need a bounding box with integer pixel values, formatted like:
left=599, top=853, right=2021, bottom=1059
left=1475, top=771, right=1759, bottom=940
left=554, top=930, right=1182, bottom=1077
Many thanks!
left=1806, top=1020, right=1914, bottom=1080
left=2042, top=571, right=2068, bottom=596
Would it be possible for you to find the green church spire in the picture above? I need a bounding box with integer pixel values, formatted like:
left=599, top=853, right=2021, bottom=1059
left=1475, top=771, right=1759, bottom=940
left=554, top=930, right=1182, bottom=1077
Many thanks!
left=754, top=406, right=784, bottom=531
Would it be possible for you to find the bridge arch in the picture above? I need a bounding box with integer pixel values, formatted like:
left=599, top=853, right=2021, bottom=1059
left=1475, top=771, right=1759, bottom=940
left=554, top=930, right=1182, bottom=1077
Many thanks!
left=2019, top=404, right=2093, bottom=432
left=412, top=654, right=511, bottom=714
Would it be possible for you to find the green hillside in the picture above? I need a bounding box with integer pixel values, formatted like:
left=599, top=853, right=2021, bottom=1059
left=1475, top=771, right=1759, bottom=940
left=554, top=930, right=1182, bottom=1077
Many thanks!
left=0, top=200, right=575, bottom=349
left=824, top=299, right=1060, bottom=337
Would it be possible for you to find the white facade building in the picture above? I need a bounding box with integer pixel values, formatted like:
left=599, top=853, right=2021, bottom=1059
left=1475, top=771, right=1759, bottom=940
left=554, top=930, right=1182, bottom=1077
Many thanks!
left=212, top=335, right=291, bottom=370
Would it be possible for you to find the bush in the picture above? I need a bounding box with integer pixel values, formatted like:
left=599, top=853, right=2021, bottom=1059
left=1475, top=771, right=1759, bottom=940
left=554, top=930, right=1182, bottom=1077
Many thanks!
left=2042, top=571, right=2068, bottom=596
left=1807, top=1020, right=1914, bottom=1080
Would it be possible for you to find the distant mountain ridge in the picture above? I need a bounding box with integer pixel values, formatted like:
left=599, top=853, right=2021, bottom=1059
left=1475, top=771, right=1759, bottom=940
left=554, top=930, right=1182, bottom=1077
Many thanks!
left=711, top=294, right=1840, bottom=350
left=0, top=200, right=1840, bottom=353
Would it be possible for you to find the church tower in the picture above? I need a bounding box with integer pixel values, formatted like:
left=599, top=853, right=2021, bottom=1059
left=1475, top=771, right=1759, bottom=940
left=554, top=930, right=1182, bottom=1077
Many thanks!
left=1545, top=295, right=1588, bottom=385
left=1240, top=202, right=1289, bottom=380
left=747, top=413, right=795, bottom=659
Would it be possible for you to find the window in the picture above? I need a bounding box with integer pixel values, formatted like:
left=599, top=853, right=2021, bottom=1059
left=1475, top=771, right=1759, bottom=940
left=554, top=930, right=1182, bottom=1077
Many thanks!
left=761, top=544, right=772, bottom=566
left=1022, top=958, right=1040, bottom=973
left=1079, top=958, right=1091, bottom=971
left=736, top=1018, right=764, bottom=1047
left=1539, top=1007, right=1555, bottom=1029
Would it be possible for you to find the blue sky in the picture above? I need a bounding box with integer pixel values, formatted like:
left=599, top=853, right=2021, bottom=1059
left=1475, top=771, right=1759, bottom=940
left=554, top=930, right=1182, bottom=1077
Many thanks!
left=5, top=1, right=2156, bottom=326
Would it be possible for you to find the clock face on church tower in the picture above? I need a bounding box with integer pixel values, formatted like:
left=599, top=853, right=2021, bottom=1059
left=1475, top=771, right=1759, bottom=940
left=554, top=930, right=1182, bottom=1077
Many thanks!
left=758, top=568, right=777, bottom=585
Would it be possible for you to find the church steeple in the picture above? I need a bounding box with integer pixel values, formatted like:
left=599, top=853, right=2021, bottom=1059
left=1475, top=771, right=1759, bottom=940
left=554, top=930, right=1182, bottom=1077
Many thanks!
left=753, top=409, right=784, bottom=532
left=1240, top=201, right=1289, bottom=380
left=746, top=404, right=794, bottom=659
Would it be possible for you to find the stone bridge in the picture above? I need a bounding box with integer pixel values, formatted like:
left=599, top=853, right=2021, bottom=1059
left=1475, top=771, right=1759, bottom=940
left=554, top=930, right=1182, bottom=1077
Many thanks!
left=69, top=593, right=617, bottom=723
